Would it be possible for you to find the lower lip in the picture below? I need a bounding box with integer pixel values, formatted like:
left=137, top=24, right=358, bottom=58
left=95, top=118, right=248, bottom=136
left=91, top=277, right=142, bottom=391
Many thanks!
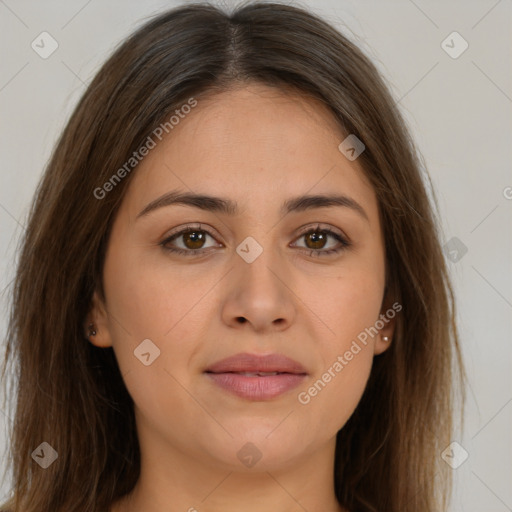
left=205, top=372, right=307, bottom=400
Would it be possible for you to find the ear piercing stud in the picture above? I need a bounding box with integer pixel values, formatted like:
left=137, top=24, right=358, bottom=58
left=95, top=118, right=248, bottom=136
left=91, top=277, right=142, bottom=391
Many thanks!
left=87, top=323, right=97, bottom=337
left=382, top=335, right=390, bottom=342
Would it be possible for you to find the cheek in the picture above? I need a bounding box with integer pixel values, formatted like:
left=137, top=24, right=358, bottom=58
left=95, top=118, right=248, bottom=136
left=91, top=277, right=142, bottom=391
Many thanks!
left=103, top=237, right=205, bottom=338
left=292, top=264, right=383, bottom=431
left=102, top=251, right=205, bottom=428
left=296, top=346, right=373, bottom=441
left=102, top=240, right=222, bottom=394
left=300, top=262, right=385, bottom=350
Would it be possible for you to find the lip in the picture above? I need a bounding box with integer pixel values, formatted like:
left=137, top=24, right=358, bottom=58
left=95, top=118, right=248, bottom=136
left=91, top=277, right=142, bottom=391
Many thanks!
left=204, top=352, right=308, bottom=400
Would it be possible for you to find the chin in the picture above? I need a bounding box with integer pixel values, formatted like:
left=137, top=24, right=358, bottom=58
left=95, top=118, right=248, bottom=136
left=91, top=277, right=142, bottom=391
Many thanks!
left=199, top=428, right=311, bottom=473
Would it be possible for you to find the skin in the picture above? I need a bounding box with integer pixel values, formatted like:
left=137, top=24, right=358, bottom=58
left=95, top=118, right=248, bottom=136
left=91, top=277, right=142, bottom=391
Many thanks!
left=88, top=83, right=395, bottom=512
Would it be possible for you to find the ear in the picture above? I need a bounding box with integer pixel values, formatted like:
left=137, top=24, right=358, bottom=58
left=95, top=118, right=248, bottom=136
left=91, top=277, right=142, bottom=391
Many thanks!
left=84, top=290, right=113, bottom=348
left=373, top=290, right=398, bottom=356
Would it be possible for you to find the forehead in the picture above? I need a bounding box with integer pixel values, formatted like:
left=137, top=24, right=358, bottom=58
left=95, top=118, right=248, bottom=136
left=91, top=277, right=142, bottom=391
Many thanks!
left=122, top=84, right=378, bottom=224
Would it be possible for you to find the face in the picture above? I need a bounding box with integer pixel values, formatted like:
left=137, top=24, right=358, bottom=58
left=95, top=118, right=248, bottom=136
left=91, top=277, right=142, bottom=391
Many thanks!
left=89, top=83, right=395, bottom=473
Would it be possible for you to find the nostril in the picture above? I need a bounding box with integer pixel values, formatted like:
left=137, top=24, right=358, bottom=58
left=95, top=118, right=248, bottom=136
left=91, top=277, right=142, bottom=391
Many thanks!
left=236, top=317, right=247, bottom=324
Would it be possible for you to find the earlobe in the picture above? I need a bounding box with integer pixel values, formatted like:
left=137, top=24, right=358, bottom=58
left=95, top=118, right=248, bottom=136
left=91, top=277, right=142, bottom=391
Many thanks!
left=84, top=290, right=113, bottom=348
left=374, top=333, right=392, bottom=355
left=374, top=293, right=397, bottom=356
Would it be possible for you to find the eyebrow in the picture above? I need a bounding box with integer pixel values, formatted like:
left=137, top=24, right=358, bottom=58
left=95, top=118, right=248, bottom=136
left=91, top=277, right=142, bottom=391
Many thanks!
left=136, top=190, right=369, bottom=222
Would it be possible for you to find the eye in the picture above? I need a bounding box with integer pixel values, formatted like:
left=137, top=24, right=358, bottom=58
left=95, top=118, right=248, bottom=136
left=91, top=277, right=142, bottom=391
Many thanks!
left=291, top=224, right=351, bottom=257
left=160, top=223, right=351, bottom=258
left=160, top=224, right=221, bottom=256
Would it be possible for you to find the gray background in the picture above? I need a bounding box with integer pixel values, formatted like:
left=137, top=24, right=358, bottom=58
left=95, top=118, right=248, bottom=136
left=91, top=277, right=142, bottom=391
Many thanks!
left=1, top=0, right=511, bottom=510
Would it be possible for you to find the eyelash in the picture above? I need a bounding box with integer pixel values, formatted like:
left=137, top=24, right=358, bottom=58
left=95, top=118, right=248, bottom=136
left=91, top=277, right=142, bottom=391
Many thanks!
left=160, top=223, right=351, bottom=258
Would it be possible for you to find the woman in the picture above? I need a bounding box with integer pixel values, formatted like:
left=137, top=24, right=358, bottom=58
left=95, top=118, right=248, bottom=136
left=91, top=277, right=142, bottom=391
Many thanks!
left=0, top=2, right=465, bottom=511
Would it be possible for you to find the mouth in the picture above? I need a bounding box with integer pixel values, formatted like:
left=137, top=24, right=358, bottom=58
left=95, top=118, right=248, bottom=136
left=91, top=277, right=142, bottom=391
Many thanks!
left=204, top=352, right=308, bottom=400
left=216, top=371, right=287, bottom=376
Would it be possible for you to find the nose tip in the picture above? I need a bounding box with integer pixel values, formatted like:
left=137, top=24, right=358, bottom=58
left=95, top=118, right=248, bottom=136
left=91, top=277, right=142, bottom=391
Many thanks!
left=222, top=251, right=295, bottom=333
left=235, top=316, right=286, bottom=325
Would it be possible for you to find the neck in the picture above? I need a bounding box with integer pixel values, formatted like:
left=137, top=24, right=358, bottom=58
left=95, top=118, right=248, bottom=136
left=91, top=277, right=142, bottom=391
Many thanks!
left=111, top=434, right=347, bottom=512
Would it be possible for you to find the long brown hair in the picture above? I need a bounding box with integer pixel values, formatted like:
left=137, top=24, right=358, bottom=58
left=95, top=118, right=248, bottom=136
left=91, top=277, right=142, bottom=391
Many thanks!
left=0, top=2, right=465, bottom=511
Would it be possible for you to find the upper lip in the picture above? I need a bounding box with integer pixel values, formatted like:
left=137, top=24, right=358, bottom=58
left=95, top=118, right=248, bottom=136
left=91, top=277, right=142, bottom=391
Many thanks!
left=205, top=352, right=308, bottom=374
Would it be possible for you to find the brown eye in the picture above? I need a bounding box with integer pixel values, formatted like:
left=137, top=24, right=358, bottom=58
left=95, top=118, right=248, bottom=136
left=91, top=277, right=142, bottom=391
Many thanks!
left=181, top=230, right=207, bottom=250
left=303, top=230, right=329, bottom=250
left=292, top=225, right=351, bottom=257
left=161, top=225, right=220, bottom=256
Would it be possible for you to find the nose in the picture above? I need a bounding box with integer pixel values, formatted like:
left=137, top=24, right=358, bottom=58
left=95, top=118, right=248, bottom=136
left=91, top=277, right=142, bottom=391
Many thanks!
left=220, top=249, right=296, bottom=334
